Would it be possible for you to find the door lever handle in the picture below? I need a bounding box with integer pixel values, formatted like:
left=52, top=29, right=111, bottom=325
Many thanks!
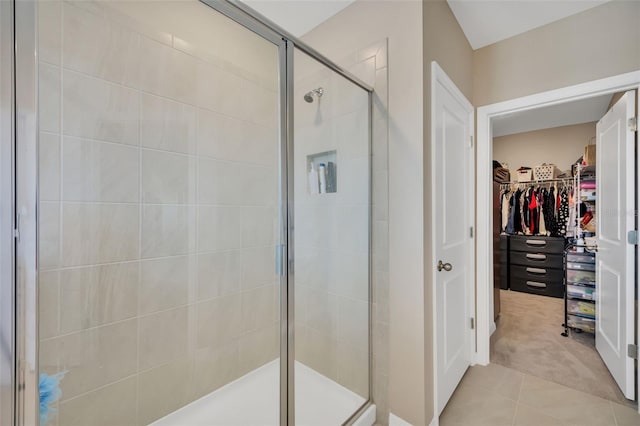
left=437, top=260, right=452, bottom=272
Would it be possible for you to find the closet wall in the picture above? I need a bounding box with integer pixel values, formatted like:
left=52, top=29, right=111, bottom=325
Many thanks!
left=493, top=122, right=596, bottom=172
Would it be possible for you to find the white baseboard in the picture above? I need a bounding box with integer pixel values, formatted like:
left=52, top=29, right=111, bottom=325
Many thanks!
left=389, top=412, right=413, bottom=425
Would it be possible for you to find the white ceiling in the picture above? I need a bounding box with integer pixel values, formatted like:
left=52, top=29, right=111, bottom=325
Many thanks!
left=447, top=0, right=611, bottom=50
left=240, top=0, right=355, bottom=37
left=492, top=94, right=612, bottom=138
left=241, top=1, right=611, bottom=48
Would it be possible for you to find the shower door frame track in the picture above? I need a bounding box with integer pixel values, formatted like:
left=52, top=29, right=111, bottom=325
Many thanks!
left=11, top=0, right=375, bottom=425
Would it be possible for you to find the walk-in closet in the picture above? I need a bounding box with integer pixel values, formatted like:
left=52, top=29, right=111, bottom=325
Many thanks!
left=489, top=90, right=637, bottom=408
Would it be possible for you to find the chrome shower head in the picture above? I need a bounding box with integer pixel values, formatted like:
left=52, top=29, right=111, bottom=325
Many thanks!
left=304, top=87, right=324, bottom=103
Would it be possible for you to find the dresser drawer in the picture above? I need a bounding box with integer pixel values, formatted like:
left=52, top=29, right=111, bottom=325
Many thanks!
left=510, top=264, right=565, bottom=283
left=510, top=275, right=564, bottom=298
left=510, top=236, right=565, bottom=254
left=510, top=251, right=563, bottom=269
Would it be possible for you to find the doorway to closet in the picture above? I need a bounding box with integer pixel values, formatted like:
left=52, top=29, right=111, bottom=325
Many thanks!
left=476, top=72, right=640, bottom=412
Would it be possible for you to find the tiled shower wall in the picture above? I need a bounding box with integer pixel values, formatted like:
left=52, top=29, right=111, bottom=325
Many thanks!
left=37, top=1, right=280, bottom=424
left=294, top=41, right=389, bottom=409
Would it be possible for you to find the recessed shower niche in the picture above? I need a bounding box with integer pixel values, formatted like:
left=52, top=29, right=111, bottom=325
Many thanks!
left=307, top=150, right=337, bottom=194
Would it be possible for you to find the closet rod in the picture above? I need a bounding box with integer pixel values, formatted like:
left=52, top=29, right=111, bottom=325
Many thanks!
left=499, top=177, right=575, bottom=190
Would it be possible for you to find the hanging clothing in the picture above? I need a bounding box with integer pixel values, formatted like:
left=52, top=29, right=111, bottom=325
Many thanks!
left=558, top=188, right=570, bottom=236
left=528, top=188, right=538, bottom=235
left=498, top=181, right=573, bottom=237
left=501, top=191, right=511, bottom=232
left=542, top=187, right=558, bottom=236
left=513, top=189, right=523, bottom=234
left=538, top=189, right=547, bottom=236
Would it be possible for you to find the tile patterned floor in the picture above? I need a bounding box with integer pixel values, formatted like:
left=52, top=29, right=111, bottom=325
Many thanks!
left=440, top=363, right=640, bottom=426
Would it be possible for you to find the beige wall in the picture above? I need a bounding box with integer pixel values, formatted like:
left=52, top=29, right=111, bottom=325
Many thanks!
left=493, top=122, right=597, bottom=173
left=473, top=0, right=640, bottom=106
left=303, top=1, right=424, bottom=423
left=422, top=0, right=474, bottom=423
left=423, top=0, right=473, bottom=423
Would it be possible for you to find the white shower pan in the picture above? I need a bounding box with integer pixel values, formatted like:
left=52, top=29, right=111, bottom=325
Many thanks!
left=152, top=360, right=375, bottom=425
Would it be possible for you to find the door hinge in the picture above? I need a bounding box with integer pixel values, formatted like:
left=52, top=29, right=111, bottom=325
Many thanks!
left=629, top=117, right=637, bottom=132
left=628, top=230, right=638, bottom=245
left=469, top=135, right=474, bottom=148
left=628, top=344, right=638, bottom=359
left=470, top=227, right=474, bottom=238
left=470, top=318, right=475, bottom=330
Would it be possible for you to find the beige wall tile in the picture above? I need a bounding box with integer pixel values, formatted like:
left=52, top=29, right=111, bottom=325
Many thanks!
left=63, top=2, right=139, bottom=87
left=335, top=204, right=369, bottom=254
left=62, top=136, right=139, bottom=202
left=300, top=328, right=338, bottom=380
left=337, top=297, right=369, bottom=349
left=197, top=61, right=244, bottom=118
left=38, top=337, right=59, bottom=376
left=241, top=206, right=276, bottom=248
left=242, top=123, right=279, bottom=166
left=142, top=149, right=195, bottom=204
left=58, top=377, right=137, bottom=426
left=295, top=247, right=330, bottom=290
left=139, top=36, right=198, bottom=105
left=140, top=93, right=197, bottom=154
left=39, top=202, right=60, bottom=270
left=241, top=80, right=278, bottom=128
left=63, top=70, right=139, bottom=145
left=241, top=284, right=277, bottom=333
left=191, top=341, right=240, bottom=399
left=337, top=341, right=369, bottom=398
left=61, top=203, right=139, bottom=267
left=59, top=262, right=138, bottom=333
left=140, top=256, right=190, bottom=314
left=241, top=246, right=276, bottom=290
left=306, top=288, right=339, bottom=338
left=329, top=252, right=369, bottom=301
left=196, top=294, right=240, bottom=349
left=197, top=158, right=244, bottom=205
left=141, top=205, right=192, bottom=258
left=197, top=250, right=241, bottom=300
left=39, top=132, right=60, bottom=202
left=38, top=0, right=61, bottom=65
left=238, top=323, right=278, bottom=375
left=197, top=108, right=244, bottom=161
left=39, top=271, right=60, bottom=339
left=240, top=164, right=277, bottom=206
left=197, top=206, right=242, bottom=252
left=39, top=64, right=61, bottom=133
left=57, top=319, right=137, bottom=400
left=138, top=358, right=191, bottom=425
left=138, top=307, right=189, bottom=371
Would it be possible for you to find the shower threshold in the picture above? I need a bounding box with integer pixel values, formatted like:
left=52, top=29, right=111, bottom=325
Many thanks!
left=151, top=360, right=369, bottom=425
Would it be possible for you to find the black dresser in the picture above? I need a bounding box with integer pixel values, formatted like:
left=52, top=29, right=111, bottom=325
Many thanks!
left=508, top=235, right=565, bottom=298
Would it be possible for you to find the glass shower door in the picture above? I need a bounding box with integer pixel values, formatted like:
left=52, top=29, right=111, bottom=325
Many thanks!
left=293, top=48, right=371, bottom=424
left=34, top=1, right=284, bottom=424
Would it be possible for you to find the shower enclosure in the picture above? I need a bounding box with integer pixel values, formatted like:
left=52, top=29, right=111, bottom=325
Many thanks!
left=1, top=0, right=373, bottom=425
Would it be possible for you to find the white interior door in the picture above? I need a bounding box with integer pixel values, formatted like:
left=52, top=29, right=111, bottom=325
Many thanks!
left=595, top=90, right=637, bottom=400
left=432, top=62, right=474, bottom=415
